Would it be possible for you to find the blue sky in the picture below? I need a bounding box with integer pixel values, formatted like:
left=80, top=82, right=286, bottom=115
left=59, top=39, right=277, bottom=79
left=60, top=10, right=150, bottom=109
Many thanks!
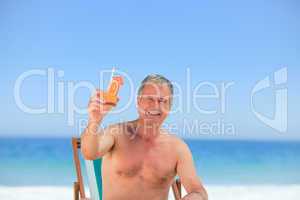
left=1, top=0, right=299, bottom=140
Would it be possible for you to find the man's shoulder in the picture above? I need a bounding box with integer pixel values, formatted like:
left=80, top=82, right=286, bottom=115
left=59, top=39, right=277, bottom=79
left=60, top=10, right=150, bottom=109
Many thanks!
left=159, top=132, right=192, bottom=163
left=160, top=130, right=189, bottom=150
left=104, top=120, right=137, bottom=140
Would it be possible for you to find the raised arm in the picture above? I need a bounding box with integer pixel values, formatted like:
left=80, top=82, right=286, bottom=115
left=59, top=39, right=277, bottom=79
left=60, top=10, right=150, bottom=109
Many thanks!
left=81, top=89, right=117, bottom=160
left=176, top=140, right=208, bottom=200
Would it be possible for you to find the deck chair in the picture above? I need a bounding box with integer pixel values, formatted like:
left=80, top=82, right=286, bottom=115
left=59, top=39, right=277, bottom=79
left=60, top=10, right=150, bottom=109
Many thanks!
left=72, top=137, right=182, bottom=200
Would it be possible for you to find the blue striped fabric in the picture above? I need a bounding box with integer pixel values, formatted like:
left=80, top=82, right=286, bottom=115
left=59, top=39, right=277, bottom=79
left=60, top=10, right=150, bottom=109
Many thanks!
left=85, top=159, right=103, bottom=200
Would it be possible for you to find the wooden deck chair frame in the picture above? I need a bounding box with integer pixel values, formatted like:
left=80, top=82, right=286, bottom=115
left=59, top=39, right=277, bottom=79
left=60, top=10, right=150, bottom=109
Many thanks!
left=72, top=137, right=182, bottom=200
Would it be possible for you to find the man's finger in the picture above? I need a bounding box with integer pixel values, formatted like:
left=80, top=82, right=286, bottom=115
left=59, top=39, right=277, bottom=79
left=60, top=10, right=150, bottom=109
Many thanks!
left=90, top=98, right=104, bottom=104
left=91, top=89, right=103, bottom=98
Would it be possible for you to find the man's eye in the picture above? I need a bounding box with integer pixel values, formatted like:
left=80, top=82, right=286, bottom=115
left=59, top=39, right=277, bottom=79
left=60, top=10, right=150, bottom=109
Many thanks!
left=147, top=97, right=154, bottom=102
left=159, top=99, right=168, bottom=104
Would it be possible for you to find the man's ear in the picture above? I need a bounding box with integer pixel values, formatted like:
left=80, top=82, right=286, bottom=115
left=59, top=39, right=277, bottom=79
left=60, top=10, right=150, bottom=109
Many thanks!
left=136, top=96, right=141, bottom=107
left=136, top=96, right=144, bottom=115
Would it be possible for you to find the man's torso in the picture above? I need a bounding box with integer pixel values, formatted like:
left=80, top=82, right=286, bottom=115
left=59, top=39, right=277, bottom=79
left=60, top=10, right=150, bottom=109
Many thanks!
left=101, top=121, right=179, bottom=200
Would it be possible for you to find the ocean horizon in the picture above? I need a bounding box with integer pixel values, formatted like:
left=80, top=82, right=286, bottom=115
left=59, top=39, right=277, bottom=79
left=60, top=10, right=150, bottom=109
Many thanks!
left=1, top=137, right=300, bottom=186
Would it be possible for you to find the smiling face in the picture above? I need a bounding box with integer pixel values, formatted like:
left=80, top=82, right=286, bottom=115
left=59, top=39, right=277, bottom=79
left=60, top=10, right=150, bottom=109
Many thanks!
left=137, top=82, right=172, bottom=127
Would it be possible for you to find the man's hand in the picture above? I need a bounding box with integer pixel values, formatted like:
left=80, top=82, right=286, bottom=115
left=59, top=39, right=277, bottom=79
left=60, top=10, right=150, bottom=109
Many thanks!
left=181, top=192, right=207, bottom=200
left=88, top=89, right=117, bottom=124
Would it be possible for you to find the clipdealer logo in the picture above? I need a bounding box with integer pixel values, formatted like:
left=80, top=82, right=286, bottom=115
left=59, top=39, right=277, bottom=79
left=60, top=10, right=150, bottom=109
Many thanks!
left=13, top=67, right=289, bottom=136
left=250, top=67, right=288, bottom=133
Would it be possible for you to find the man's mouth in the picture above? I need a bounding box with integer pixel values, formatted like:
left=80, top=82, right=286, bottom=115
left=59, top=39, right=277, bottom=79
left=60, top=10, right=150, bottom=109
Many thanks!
left=146, top=110, right=162, bottom=117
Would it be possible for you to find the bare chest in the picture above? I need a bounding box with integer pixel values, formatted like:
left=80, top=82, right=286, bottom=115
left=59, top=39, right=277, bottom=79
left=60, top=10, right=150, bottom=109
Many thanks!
left=110, top=141, right=177, bottom=186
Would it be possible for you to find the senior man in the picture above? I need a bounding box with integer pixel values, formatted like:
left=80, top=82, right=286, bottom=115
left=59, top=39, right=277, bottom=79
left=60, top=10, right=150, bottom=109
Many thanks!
left=81, top=74, right=208, bottom=200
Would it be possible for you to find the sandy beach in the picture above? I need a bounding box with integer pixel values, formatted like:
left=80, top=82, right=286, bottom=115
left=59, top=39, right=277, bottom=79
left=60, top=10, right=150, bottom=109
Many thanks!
left=1, top=185, right=300, bottom=200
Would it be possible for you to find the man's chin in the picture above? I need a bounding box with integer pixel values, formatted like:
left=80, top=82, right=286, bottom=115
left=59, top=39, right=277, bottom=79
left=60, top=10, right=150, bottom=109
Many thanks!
left=143, top=117, right=163, bottom=125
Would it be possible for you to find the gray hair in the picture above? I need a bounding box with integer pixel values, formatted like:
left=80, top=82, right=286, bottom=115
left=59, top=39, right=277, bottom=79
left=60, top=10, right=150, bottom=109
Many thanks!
left=138, top=74, right=174, bottom=105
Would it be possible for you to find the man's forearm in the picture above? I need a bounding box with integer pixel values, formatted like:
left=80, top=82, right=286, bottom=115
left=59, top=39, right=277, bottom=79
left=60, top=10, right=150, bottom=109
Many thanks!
left=81, top=120, right=102, bottom=160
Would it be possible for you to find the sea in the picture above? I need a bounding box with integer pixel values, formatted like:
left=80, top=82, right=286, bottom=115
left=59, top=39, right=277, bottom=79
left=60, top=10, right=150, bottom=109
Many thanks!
left=0, top=138, right=300, bottom=199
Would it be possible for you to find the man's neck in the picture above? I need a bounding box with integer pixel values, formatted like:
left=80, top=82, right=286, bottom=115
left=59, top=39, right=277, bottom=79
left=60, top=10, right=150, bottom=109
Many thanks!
left=136, top=118, right=161, bottom=142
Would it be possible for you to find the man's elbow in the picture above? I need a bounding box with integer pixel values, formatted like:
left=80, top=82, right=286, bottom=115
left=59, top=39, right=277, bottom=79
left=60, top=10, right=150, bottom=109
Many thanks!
left=81, top=139, right=100, bottom=160
left=81, top=141, right=109, bottom=160
left=81, top=146, right=98, bottom=160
